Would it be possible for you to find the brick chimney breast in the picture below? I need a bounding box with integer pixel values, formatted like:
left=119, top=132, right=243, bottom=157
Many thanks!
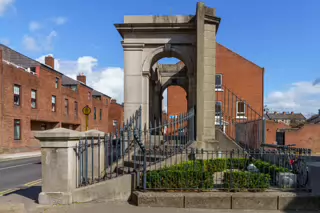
left=45, top=56, right=54, bottom=69
left=77, top=73, right=86, bottom=84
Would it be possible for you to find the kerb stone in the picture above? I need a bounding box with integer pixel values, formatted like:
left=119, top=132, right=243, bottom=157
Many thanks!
left=232, top=193, right=278, bottom=210
left=184, top=192, right=231, bottom=209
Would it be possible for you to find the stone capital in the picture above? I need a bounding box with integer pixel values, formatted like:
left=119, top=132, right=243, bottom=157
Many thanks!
left=84, top=129, right=105, bottom=138
left=33, top=128, right=84, bottom=142
left=122, top=42, right=144, bottom=51
left=142, top=70, right=150, bottom=77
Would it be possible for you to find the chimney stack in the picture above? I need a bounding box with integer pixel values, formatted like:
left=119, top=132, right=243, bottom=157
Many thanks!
left=45, top=56, right=54, bottom=69
left=318, top=109, right=320, bottom=115
left=291, top=111, right=294, bottom=114
left=111, top=99, right=117, bottom=104
left=77, top=73, right=86, bottom=84
left=274, top=111, right=277, bottom=114
left=283, top=112, right=286, bottom=115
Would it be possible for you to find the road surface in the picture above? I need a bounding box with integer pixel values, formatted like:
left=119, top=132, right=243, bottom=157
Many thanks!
left=0, top=157, right=41, bottom=192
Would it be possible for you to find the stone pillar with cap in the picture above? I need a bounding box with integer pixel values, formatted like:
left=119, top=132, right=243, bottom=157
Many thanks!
left=34, top=128, right=105, bottom=205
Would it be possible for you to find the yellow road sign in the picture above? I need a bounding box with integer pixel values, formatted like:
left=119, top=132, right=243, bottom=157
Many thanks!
left=82, top=105, right=91, bottom=115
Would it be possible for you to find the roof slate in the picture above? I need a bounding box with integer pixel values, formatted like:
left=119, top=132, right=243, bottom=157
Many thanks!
left=1, top=44, right=111, bottom=99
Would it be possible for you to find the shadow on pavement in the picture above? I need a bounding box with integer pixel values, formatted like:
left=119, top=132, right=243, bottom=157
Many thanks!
left=5, top=185, right=41, bottom=204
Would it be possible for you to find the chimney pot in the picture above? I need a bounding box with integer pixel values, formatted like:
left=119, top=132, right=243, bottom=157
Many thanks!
left=45, top=56, right=54, bottom=69
left=77, top=74, right=86, bottom=84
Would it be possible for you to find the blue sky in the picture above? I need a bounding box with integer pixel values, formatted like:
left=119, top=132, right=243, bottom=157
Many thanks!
left=0, top=0, right=320, bottom=115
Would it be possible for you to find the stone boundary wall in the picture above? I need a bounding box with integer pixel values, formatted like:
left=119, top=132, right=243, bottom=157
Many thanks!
left=132, top=191, right=320, bottom=211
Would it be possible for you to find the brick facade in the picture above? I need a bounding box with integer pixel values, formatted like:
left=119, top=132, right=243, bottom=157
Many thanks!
left=0, top=45, right=123, bottom=153
left=108, top=100, right=124, bottom=133
left=266, top=120, right=320, bottom=154
left=167, top=43, right=264, bottom=118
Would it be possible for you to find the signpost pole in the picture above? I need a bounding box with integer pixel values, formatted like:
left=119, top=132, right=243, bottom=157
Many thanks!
left=86, top=115, right=89, bottom=131
left=82, top=105, right=91, bottom=131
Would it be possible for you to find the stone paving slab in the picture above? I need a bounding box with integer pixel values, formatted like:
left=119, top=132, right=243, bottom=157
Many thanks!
left=31, top=201, right=320, bottom=213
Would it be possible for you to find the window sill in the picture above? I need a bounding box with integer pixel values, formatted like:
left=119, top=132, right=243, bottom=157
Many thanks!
left=236, top=116, right=247, bottom=120
left=215, top=88, right=224, bottom=92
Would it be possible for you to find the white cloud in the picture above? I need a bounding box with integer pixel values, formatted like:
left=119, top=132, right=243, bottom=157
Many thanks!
left=52, top=16, right=67, bottom=25
left=22, top=35, right=40, bottom=52
left=29, top=21, right=41, bottom=31
left=44, top=30, right=57, bottom=51
left=23, top=30, right=58, bottom=52
left=36, top=55, right=124, bottom=102
left=0, top=0, right=14, bottom=16
left=0, top=38, right=10, bottom=45
left=265, top=81, right=320, bottom=116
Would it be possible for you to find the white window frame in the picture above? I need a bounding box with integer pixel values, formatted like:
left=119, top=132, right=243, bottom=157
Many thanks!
left=31, top=90, right=37, bottom=109
left=215, top=101, right=223, bottom=125
left=215, top=74, right=223, bottom=91
left=14, top=85, right=21, bottom=106
left=52, top=96, right=56, bottom=112
left=215, top=101, right=222, bottom=116
left=55, top=78, right=59, bottom=89
left=236, top=101, right=247, bottom=119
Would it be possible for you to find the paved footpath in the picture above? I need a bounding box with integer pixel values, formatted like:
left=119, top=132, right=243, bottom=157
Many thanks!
left=0, top=151, right=40, bottom=161
left=31, top=201, right=318, bottom=213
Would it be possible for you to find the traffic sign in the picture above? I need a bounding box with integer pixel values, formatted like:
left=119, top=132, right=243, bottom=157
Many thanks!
left=82, top=105, right=91, bottom=115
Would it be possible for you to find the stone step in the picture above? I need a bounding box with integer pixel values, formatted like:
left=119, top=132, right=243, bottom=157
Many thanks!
left=132, top=154, right=167, bottom=162
left=123, top=160, right=145, bottom=169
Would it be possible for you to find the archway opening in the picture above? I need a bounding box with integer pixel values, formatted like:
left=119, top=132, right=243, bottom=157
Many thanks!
left=157, top=57, right=182, bottom=114
left=149, top=56, right=189, bottom=134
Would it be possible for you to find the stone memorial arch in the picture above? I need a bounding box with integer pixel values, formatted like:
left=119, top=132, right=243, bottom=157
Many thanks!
left=115, top=2, right=221, bottom=144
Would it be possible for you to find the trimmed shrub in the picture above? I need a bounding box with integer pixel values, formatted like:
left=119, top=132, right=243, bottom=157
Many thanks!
left=254, top=160, right=290, bottom=182
left=145, top=169, right=214, bottom=189
left=142, top=158, right=287, bottom=190
left=224, top=171, right=271, bottom=190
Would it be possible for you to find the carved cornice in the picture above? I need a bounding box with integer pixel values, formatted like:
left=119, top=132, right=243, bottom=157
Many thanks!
left=142, top=70, right=150, bottom=77
left=204, top=15, right=221, bottom=32
left=122, top=43, right=145, bottom=51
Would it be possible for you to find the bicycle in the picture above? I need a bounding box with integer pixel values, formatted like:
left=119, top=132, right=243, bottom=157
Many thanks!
left=260, top=144, right=309, bottom=189
left=289, top=151, right=309, bottom=188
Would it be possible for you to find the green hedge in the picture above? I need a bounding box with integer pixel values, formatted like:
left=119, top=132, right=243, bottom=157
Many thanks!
left=143, top=158, right=288, bottom=190
left=145, top=169, right=214, bottom=189
left=224, top=171, right=271, bottom=190
left=165, top=158, right=249, bottom=173
left=253, top=160, right=290, bottom=182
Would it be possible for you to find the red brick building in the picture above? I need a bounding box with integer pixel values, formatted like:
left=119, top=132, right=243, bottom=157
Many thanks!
left=108, top=100, right=124, bottom=133
left=167, top=43, right=264, bottom=147
left=168, top=43, right=264, bottom=120
left=266, top=120, right=320, bottom=155
left=0, top=44, right=123, bottom=153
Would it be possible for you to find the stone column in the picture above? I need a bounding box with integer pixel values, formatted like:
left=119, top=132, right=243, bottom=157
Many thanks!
left=123, top=43, right=145, bottom=122
left=195, top=2, right=220, bottom=147
left=34, top=128, right=83, bottom=205
left=141, top=73, right=150, bottom=130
